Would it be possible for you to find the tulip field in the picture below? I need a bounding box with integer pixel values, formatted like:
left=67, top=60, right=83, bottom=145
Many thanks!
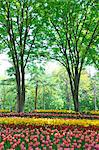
left=0, top=110, right=99, bottom=150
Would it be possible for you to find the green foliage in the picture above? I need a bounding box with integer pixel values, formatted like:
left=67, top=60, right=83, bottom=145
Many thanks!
left=0, top=0, right=98, bottom=111
left=0, top=66, right=98, bottom=111
left=0, top=78, right=16, bottom=110
left=38, top=0, right=98, bottom=65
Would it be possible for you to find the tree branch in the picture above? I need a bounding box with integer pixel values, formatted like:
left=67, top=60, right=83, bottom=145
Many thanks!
left=24, top=30, right=37, bottom=68
left=65, top=16, right=75, bottom=78
left=23, top=5, right=29, bottom=51
left=79, top=22, right=98, bottom=76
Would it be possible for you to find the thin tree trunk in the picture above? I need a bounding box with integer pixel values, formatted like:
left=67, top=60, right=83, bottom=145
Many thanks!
left=65, top=80, right=70, bottom=110
left=73, top=69, right=80, bottom=112
left=16, top=68, right=21, bottom=113
left=93, top=83, right=97, bottom=110
left=43, top=85, right=45, bottom=110
left=3, top=83, right=6, bottom=109
left=34, top=80, right=38, bottom=110
left=21, top=67, right=25, bottom=112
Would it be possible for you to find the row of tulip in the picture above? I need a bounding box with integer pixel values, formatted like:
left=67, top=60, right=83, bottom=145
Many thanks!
left=0, top=109, right=10, bottom=113
left=0, top=109, right=99, bottom=115
left=0, top=109, right=74, bottom=113
left=0, top=117, right=99, bottom=126
left=90, top=111, right=99, bottom=115
left=33, top=109, right=99, bottom=115
left=33, top=110, right=75, bottom=114
left=0, top=112, right=99, bottom=119
left=0, top=124, right=99, bottom=150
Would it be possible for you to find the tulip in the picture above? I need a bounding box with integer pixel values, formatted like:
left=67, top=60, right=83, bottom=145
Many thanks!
left=28, top=146, right=34, bottom=150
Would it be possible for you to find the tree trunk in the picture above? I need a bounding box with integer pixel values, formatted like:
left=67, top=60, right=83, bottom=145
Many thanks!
left=93, top=83, right=97, bottom=110
left=3, top=83, right=6, bottom=109
left=16, top=68, right=21, bottom=113
left=16, top=90, right=25, bottom=113
left=21, top=68, right=25, bottom=112
left=43, top=85, right=45, bottom=110
left=68, top=70, right=80, bottom=112
left=16, top=67, right=25, bottom=113
left=72, top=74, right=80, bottom=112
left=34, top=80, right=38, bottom=110
left=72, top=91, right=79, bottom=112
left=65, top=80, right=70, bottom=110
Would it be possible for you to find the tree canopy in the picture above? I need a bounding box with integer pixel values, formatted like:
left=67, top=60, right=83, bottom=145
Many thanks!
left=37, top=0, right=99, bottom=111
left=0, top=0, right=98, bottom=112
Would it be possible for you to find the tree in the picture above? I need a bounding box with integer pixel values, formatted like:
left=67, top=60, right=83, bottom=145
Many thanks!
left=86, top=45, right=99, bottom=70
left=52, top=65, right=72, bottom=110
left=39, top=0, right=98, bottom=111
left=91, top=73, right=99, bottom=110
left=0, top=78, right=16, bottom=110
left=0, top=0, right=41, bottom=112
left=29, top=66, right=44, bottom=110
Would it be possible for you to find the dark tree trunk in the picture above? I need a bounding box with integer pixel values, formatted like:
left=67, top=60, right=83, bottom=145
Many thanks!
left=72, top=73, right=80, bottom=112
left=16, top=67, right=25, bottom=113
left=72, top=90, right=79, bottom=112
left=93, top=83, right=97, bottom=110
left=65, top=80, right=70, bottom=110
left=21, top=67, right=25, bottom=112
left=16, top=84, right=25, bottom=112
left=15, top=68, right=20, bottom=113
left=34, top=81, right=38, bottom=110
left=42, top=85, right=45, bottom=109
left=68, top=68, right=80, bottom=112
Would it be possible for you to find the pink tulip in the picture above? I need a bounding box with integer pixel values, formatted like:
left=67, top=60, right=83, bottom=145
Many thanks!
left=12, top=143, right=17, bottom=149
left=33, top=138, right=38, bottom=142
left=41, top=144, right=44, bottom=147
left=77, top=144, right=81, bottom=148
left=20, top=144, right=26, bottom=150
left=49, top=146, right=52, bottom=150
left=33, top=142, right=40, bottom=147
left=42, top=148, right=47, bottom=150
left=0, top=142, right=4, bottom=147
left=28, top=146, right=34, bottom=150
left=35, top=148, right=40, bottom=150
left=95, top=144, right=99, bottom=149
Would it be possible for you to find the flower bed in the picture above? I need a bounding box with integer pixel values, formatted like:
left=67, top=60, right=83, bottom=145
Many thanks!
left=33, top=109, right=75, bottom=114
left=33, top=109, right=99, bottom=115
left=0, top=117, right=99, bottom=126
left=0, top=124, right=99, bottom=150
left=0, top=112, right=99, bottom=120
left=0, top=109, right=10, bottom=113
left=0, top=110, right=99, bottom=149
left=90, top=111, right=99, bottom=115
left=0, top=109, right=99, bottom=115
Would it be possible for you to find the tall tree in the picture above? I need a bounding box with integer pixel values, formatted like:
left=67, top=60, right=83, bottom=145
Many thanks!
left=0, top=0, right=41, bottom=112
left=85, top=45, right=99, bottom=70
left=39, top=0, right=99, bottom=111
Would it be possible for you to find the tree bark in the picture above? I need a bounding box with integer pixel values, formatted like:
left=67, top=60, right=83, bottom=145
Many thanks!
left=34, top=81, right=38, bottom=110
left=72, top=74, right=80, bottom=112
left=65, top=80, right=70, bottom=110
left=93, top=83, right=97, bottom=111
left=42, top=85, right=45, bottom=109
left=16, top=84, right=25, bottom=112
left=16, top=67, right=25, bottom=113
left=68, top=69, right=80, bottom=112
left=15, top=67, right=20, bottom=112
left=72, top=90, right=79, bottom=112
